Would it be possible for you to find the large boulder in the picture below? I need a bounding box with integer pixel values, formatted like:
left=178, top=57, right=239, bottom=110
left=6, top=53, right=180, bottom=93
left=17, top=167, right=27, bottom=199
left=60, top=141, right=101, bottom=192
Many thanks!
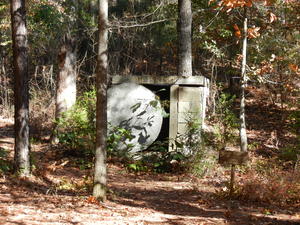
left=107, top=82, right=163, bottom=154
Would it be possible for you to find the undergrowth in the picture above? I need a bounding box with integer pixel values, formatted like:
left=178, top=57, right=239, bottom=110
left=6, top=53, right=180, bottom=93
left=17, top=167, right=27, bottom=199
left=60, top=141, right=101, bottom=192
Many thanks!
left=0, top=147, right=12, bottom=174
left=55, top=89, right=96, bottom=157
left=54, top=89, right=189, bottom=174
left=215, top=159, right=300, bottom=207
left=236, top=169, right=300, bottom=207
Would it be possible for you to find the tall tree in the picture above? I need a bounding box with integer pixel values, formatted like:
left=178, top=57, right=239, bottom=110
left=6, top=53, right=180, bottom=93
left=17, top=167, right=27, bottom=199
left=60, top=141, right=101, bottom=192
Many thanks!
left=93, top=0, right=108, bottom=201
left=211, top=0, right=254, bottom=151
left=177, top=0, right=192, bottom=77
left=51, top=34, right=77, bottom=144
left=239, top=8, right=248, bottom=152
left=10, top=0, right=30, bottom=175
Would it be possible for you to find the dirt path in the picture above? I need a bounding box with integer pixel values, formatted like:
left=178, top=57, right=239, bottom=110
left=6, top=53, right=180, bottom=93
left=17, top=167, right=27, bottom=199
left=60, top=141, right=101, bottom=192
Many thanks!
left=0, top=118, right=299, bottom=225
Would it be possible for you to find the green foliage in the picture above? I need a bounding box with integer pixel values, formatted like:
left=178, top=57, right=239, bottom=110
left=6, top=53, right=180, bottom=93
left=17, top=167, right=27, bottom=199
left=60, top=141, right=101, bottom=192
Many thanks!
left=30, top=3, right=64, bottom=30
left=253, top=159, right=279, bottom=176
left=279, top=147, right=299, bottom=162
left=150, top=151, right=186, bottom=173
left=202, top=40, right=226, bottom=59
left=216, top=93, right=238, bottom=127
left=108, top=1, right=179, bottom=75
left=0, top=147, right=11, bottom=174
left=127, top=162, right=148, bottom=173
left=0, top=2, right=10, bottom=47
left=213, top=92, right=239, bottom=147
left=165, top=110, right=219, bottom=177
left=173, top=112, right=203, bottom=157
left=76, top=158, right=94, bottom=170
left=27, top=1, right=68, bottom=68
left=55, top=89, right=96, bottom=157
left=279, top=106, right=300, bottom=161
left=107, top=125, right=134, bottom=158
left=248, top=141, right=259, bottom=151
left=56, top=90, right=135, bottom=163
left=290, top=108, right=300, bottom=135
left=168, top=112, right=219, bottom=176
left=145, top=150, right=186, bottom=173
left=146, top=142, right=186, bottom=173
left=122, top=140, right=187, bottom=174
left=190, top=149, right=218, bottom=178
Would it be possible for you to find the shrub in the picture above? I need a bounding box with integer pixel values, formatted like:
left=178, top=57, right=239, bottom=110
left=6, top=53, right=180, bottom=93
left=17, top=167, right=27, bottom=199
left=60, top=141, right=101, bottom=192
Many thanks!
left=122, top=140, right=187, bottom=174
left=216, top=159, right=300, bottom=207
left=174, top=112, right=203, bottom=157
left=145, top=141, right=187, bottom=173
left=0, top=147, right=12, bottom=174
left=236, top=169, right=300, bottom=206
left=212, top=92, right=239, bottom=148
left=107, top=125, right=134, bottom=160
left=55, top=89, right=135, bottom=161
left=55, top=89, right=96, bottom=157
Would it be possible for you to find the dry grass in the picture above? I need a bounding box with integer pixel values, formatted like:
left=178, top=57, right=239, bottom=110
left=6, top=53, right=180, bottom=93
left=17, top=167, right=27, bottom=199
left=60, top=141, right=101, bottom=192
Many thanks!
left=236, top=167, right=300, bottom=207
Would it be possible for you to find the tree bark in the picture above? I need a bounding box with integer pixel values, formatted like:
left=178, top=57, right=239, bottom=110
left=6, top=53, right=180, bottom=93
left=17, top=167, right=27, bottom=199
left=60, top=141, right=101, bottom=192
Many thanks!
left=56, top=34, right=77, bottom=115
left=10, top=0, right=30, bottom=175
left=51, top=34, right=77, bottom=144
left=177, top=0, right=192, bottom=77
left=239, top=8, right=248, bottom=152
left=93, top=0, right=108, bottom=201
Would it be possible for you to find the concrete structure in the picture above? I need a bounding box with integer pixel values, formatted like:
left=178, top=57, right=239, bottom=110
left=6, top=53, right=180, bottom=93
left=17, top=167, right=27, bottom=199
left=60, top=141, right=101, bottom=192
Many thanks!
left=112, top=75, right=209, bottom=152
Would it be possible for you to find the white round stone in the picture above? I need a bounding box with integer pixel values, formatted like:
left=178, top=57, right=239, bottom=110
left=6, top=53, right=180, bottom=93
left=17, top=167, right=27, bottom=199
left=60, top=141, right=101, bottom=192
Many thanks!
left=107, top=82, right=163, bottom=153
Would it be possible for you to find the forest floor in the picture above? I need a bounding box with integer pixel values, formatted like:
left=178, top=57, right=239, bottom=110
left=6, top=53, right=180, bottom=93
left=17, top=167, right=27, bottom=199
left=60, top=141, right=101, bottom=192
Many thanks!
left=0, top=87, right=300, bottom=225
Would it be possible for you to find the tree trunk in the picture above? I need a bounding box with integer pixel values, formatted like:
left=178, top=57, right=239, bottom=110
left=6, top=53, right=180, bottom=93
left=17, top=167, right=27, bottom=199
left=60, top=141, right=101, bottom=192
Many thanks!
left=239, top=8, right=248, bottom=152
left=10, top=0, right=30, bottom=175
left=177, top=0, right=192, bottom=77
left=51, top=34, right=77, bottom=144
left=93, top=0, right=108, bottom=201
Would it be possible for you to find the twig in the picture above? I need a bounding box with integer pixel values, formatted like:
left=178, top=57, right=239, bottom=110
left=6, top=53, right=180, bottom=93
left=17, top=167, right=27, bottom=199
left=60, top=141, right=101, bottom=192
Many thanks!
left=110, top=19, right=170, bottom=29
left=98, top=202, right=118, bottom=210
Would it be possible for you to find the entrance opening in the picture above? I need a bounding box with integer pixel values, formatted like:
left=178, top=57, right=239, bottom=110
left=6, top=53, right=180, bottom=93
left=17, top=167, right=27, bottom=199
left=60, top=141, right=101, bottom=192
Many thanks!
left=143, top=84, right=170, bottom=143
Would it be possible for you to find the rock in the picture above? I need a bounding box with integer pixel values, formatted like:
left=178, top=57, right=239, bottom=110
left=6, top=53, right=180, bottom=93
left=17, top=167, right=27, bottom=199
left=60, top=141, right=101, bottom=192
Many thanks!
left=107, top=82, right=163, bottom=154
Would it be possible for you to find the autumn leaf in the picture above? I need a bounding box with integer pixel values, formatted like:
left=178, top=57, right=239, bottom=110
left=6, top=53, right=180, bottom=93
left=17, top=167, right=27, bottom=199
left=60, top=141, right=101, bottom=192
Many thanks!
left=248, top=27, right=260, bottom=39
left=245, top=0, right=253, bottom=7
left=289, top=64, right=299, bottom=72
left=215, top=0, right=274, bottom=11
left=269, top=12, right=277, bottom=23
left=284, top=0, right=298, bottom=3
left=219, top=0, right=254, bottom=10
left=235, top=30, right=241, bottom=38
left=233, top=24, right=241, bottom=38
left=208, top=0, right=216, bottom=5
left=86, top=196, right=100, bottom=206
left=263, top=0, right=273, bottom=6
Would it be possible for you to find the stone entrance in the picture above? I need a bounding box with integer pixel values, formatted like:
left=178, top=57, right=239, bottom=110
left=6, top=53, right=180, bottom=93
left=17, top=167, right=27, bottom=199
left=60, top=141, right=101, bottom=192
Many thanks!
left=111, top=75, right=209, bottom=152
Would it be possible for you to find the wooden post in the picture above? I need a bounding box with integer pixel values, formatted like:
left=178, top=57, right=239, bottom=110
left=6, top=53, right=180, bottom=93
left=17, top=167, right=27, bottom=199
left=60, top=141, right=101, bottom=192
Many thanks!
left=218, top=149, right=249, bottom=198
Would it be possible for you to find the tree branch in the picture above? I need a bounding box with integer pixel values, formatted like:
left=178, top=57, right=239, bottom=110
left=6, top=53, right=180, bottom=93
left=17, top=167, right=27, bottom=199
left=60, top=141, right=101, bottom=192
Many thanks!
left=110, top=19, right=170, bottom=29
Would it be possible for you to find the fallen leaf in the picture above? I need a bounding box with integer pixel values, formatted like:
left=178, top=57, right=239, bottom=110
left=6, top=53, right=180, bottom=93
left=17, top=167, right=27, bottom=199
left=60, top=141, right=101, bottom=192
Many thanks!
left=269, top=12, right=277, bottom=23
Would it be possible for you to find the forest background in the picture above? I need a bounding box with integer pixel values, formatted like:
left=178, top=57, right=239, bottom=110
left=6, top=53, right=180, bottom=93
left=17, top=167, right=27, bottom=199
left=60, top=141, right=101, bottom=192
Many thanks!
left=0, top=0, right=300, bottom=224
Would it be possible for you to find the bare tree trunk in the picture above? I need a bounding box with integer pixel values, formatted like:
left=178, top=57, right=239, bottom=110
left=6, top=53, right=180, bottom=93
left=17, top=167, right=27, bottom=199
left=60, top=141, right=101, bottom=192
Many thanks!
left=51, top=34, right=77, bottom=143
left=10, top=0, right=30, bottom=175
left=177, top=0, right=192, bottom=77
left=239, top=8, right=248, bottom=152
left=93, top=0, right=108, bottom=201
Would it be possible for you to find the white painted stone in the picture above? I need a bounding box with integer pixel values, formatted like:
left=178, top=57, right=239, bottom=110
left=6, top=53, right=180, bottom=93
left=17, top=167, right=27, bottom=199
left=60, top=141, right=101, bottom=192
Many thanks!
left=107, top=82, right=163, bottom=153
